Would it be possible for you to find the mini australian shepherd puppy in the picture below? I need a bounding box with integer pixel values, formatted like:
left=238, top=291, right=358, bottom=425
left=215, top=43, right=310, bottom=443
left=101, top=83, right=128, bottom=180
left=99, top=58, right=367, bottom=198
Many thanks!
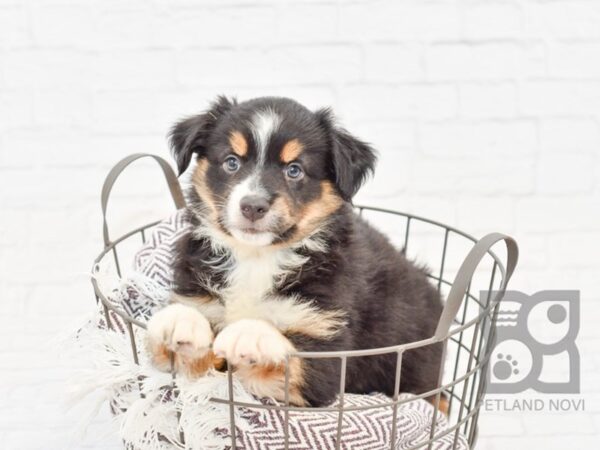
left=146, top=96, right=445, bottom=410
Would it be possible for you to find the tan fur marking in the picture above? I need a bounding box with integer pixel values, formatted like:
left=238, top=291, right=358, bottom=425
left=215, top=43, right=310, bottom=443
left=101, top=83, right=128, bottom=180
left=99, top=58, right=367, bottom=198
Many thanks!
left=427, top=395, right=450, bottom=415
left=295, top=181, right=343, bottom=237
left=192, top=159, right=218, bottom=221
left=270, top=180, right=343, bottom=249
left=149, top=344, right=223, bottom=378
left=283, top=308, right=347, bottom=340
left=149, top=342, right=172, bottom=371
left=188, top=351, right=225, bottom=375
left=229, top=130, right=248, bottom=157
left=280, top=138, right=303, bottom=163
left=236, top=357, right=306, bottom=406
left=270, top=195, right=293, bottom=227
left=438, top=397, right=449, bottom=415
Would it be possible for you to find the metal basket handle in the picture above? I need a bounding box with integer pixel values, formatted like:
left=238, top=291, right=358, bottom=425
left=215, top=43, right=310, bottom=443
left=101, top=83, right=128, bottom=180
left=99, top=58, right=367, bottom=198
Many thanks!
left=434, top=233, right=519, bottom=340
left=101, top=153, right=186, bottom=247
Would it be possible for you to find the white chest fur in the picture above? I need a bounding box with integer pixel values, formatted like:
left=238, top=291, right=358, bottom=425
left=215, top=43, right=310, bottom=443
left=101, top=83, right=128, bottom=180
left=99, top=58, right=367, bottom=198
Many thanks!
left=223, top=246, right=306, bottom=324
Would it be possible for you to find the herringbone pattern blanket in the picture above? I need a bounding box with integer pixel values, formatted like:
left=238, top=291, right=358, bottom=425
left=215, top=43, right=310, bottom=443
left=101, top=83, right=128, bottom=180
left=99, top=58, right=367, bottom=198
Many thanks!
left=90, top=212, right=468, bottom=449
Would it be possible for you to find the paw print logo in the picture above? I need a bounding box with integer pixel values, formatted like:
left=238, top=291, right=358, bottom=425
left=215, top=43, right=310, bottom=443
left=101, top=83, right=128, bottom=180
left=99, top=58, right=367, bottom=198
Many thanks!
left=485, top=290, right=580, bottom=394
left=493, top=354, right=519, bottom=380
left=489, top=340, right=531, bottom=387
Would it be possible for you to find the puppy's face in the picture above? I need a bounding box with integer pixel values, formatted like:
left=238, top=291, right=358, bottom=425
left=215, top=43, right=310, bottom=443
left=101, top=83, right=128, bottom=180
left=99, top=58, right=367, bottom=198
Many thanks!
left=171, top=97, right=376, bottom=247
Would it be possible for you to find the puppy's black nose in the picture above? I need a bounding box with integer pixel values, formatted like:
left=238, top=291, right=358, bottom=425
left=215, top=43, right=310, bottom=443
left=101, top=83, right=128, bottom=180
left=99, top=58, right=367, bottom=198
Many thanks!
left=240, top=195, right=270, bottom=222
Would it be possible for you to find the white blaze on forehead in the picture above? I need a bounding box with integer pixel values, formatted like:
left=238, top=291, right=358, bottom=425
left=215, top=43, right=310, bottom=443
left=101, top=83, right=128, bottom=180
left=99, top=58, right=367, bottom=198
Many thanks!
left=250, top=108, right=281, bottom=166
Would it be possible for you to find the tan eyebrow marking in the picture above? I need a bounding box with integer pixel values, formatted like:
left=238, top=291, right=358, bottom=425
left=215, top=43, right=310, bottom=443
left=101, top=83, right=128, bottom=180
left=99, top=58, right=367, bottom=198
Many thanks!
left=280, top=139, right=303, bottom=163
left=229, top=130, right=248, bottom=157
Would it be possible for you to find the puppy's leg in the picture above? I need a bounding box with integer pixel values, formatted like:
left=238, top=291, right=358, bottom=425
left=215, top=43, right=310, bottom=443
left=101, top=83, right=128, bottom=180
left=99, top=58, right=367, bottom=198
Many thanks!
left=213, top=319, right=306, bottom=405
left=147, top=303, right=222, bottom=377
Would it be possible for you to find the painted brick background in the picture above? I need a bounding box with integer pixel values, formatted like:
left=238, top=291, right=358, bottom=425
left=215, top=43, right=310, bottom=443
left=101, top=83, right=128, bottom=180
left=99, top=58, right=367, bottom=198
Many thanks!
left=0, top=0, right=599, bottom=449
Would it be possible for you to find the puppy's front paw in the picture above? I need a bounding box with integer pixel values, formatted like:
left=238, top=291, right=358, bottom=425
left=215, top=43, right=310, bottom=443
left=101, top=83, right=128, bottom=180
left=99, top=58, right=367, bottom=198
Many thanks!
left=147, top=303, right=214, bottom=372
left=213, top=319, right=294, bottom=366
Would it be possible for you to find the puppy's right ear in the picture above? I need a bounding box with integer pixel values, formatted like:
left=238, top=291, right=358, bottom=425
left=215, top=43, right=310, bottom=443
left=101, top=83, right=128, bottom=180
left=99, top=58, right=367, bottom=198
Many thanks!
left=169, top=95, right=236, bottom=175
left=316, top=107, right=377, bottom=201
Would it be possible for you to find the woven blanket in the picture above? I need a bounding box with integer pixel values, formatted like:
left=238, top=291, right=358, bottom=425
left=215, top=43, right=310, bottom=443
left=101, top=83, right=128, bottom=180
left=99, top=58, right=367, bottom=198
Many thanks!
left=82, top=211, right=469, bottom=450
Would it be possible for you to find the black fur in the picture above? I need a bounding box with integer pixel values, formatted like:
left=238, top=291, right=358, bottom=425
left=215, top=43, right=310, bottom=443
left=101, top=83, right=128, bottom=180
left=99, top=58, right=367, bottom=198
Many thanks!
left=316, top=108, right=377, bottom=201
left=168, top=96, right=444, bottom=406
left=170, top=95, right=236, bottom=175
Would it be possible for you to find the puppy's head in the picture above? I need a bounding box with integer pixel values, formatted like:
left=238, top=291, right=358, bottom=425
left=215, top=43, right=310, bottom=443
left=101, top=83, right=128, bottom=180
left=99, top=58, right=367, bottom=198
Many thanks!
left=171, top=96, right=376, bottom=247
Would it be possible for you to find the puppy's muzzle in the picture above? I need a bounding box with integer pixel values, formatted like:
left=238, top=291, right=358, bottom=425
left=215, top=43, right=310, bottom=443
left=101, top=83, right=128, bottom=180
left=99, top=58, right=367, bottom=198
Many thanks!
left=240, top=195, right=270, bottom=222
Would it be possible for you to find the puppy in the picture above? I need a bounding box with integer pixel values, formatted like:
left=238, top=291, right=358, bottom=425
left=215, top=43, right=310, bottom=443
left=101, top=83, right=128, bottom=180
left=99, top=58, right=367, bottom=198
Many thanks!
left=146, top=96, right=444, bottom=409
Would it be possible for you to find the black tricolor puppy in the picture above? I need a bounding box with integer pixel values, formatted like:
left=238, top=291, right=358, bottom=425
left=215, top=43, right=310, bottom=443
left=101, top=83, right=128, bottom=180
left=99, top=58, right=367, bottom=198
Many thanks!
left=146, top=96, right=445, bottom=410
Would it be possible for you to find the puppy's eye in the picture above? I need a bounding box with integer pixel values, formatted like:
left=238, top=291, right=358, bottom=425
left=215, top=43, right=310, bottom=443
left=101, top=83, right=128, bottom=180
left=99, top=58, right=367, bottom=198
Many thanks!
left=285, top=163, right=304, bottom=180
left=223, top=155, right=241, bottom=173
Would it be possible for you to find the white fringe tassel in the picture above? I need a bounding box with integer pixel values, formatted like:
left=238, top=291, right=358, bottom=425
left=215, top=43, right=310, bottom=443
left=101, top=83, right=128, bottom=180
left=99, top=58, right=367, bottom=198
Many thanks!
left=68, top=273, right=261, bottom=450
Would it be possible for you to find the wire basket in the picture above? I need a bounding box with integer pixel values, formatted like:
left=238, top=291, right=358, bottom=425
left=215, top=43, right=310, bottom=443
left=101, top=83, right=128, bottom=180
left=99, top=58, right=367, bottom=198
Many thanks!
left=91, top=154, right=518, bottom=449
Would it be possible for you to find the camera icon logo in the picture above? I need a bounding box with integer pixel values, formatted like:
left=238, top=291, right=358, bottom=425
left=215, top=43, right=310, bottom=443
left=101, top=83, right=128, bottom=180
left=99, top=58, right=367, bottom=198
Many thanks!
left=485, top=290, right=580, bottom=394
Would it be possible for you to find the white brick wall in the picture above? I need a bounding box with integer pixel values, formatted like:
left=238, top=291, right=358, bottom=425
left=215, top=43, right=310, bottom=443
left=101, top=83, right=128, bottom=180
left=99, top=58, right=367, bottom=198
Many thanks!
left=1, top=1, right=598, bottom=448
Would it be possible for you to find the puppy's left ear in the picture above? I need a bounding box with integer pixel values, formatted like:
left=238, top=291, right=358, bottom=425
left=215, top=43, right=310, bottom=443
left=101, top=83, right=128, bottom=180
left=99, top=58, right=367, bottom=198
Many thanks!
left=316, top=108, right=377, bottom=201
left=169, top=95, right=236, bottom=175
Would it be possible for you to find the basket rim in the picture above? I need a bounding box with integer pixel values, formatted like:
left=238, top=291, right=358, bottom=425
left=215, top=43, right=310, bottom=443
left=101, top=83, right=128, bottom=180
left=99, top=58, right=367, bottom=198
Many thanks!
left=90, top=205, right=508, bottom=352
